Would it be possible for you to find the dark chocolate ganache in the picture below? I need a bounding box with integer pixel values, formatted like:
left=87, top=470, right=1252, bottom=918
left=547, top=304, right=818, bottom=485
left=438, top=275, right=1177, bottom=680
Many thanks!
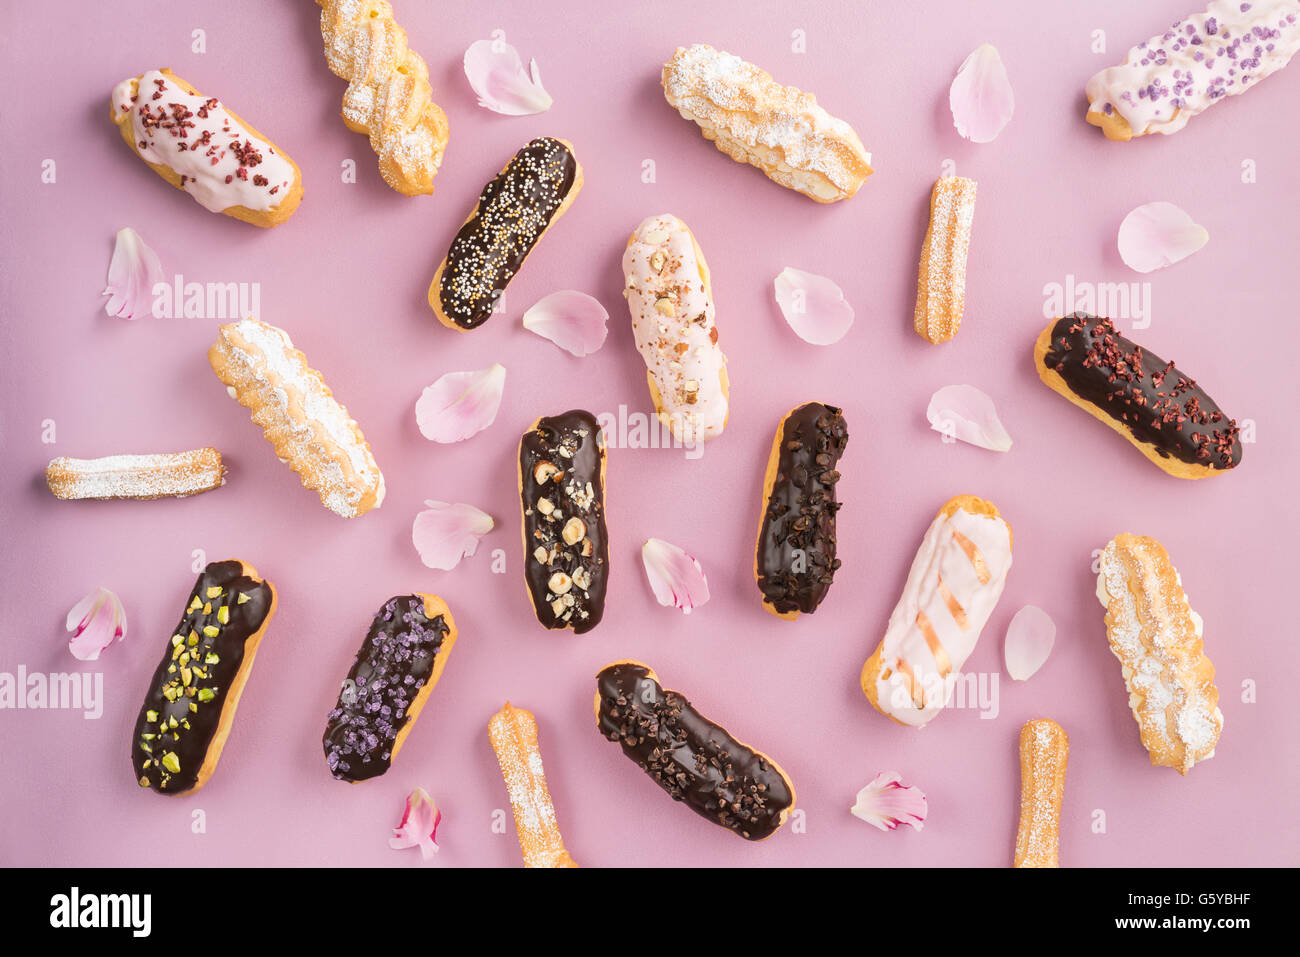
left=438, top=136, right=578, bottom=330
left=132, top=560, right=274, bottom=794
left=596, top=662, right=794, bottom=841
left=756, top=402, right=848, bottom=615
left=519, top=410, right=609, bottom=634
left=1042, top=313, right=1241, bottom=469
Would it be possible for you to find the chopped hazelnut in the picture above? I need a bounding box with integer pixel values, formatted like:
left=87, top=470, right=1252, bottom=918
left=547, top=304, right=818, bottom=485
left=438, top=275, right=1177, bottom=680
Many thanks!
left=562, top=517, right=586, bottom=545
left=548, top=572, right=573, bottom=595
left=537, top=497, right=555, bottom=516
left=533, top=546, right=548, bottom=564
left=534, top=461, right=561, bottom=484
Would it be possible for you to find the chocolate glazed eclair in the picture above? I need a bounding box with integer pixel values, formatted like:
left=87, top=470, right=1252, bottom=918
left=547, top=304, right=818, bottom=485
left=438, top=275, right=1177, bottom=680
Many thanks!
left=429, top=136, right=582, bottom=331
left=594, top=661, right=796, bottom=840
left=1034, top=313, right=1241, bottom=478
left=518, top=410, right=609, bottom=634
left=131, top=560, right=276, bottom=795
left=323, top=595, right=458, bottom=782
left=754, top=402, right=849, bottom=619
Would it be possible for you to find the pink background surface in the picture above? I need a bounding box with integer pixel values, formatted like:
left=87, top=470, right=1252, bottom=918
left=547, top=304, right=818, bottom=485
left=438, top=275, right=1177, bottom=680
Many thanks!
left=2, top=0, right=1297, bottom=868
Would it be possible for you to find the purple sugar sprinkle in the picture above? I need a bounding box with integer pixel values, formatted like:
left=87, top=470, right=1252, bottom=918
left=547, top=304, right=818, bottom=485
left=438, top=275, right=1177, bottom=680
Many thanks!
left=1207, top=17, right=1219, bottom=35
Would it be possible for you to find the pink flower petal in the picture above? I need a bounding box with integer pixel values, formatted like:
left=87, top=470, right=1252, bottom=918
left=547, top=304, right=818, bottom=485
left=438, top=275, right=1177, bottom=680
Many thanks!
left=102, top=227, right=164, bottom=320
left=1117, top=202, right=1209, bottom=274
left=463, top=38, right=553, bottom=115
left=773, top=268, right=855, bottom=345
left=415, top=365, right=506, bottom=444
left=65, top=586, right=127, bottom=661
left=949, top=44, right=1015, bottom=143
left=641, top=538, right=710, bottom=614
left=851, top=771, right=928, bottom=832
left=1004, top=605, right=1057, bottom=681
left=926, top=384, right=1013, bottom=452
left=389, top=786, right=441, bottom=861
left=412, top=501, right=494, bottom=571
left=522, top=291, right=609, bottom=357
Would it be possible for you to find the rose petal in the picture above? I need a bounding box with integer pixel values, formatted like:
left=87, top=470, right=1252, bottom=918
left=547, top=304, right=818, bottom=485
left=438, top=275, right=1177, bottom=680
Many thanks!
left=389, top=786, right=441, bottom=861
left=773, top=268, right=855, bottom=345
left=641, top=538, right=710, bottom=614
left=1004, top=605, right=1057, bottom=681
left=463, top=38, right=553, bottom=115
left=522, top=291, right=609, bottom=357
left=949, top=43, right=1015, bottom=143
left=416, top=365, right=506, bottom=443
left=102, top=227, right=164, bottom=320
left=926, top=384, right=1013, bottom=452
left=65, top=586, right=127, bottom=661
left=412, top=501, right=494, bottom=571
left=1117, top=202, right=1209, bottom=274
left=851, top=771, right=928, bottom=832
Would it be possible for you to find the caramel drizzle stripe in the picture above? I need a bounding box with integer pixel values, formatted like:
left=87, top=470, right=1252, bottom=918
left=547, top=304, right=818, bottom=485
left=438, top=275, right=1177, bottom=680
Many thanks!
left=938, top=577, right=969, bottom=630
left=952, top=530, right=991, bottom=584
left=915, top=609, right=953, bottom=678
left=897, top=661, right=925, bottom=709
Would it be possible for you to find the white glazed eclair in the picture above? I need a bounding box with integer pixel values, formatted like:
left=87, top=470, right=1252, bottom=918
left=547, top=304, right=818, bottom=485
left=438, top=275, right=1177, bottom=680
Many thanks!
left=861, top=495, right=1013, bottom=727
left=622, top=214, right=728, bottom=445
left=1096, top=533, right=1222, bottom=774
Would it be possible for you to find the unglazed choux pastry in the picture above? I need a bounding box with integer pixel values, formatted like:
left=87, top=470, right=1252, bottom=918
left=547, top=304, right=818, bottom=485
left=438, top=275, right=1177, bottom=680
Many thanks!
left=111, top=69, right=302, bottom=227
left=914, top=176, right=977, bottom=344
left=323, top=595, right=458, bottom=782
left=861, top=495, right=1012, bottom=726
left=1085, top=0, right=1300, bottom=141
left=430, top=137, right=582, bottom=331
left=131, top=560, right=276, bottom=794
left=315, top=0, right=449, bottom=195
left=46, top=449, right=225, bottom=501
left=489, top=703, right=579, bottom=868
left=208, top=318, right=385, bottom=518
left=622, top=214, right=728, bottom=445
left=595, top=661, right=796, bottom=840
left=1014, top=719, right=1069, bottom=868
left=662, top=44, right=873, bottom=203
left=754, top=403, right=848, bottom=619
left=1097, top=534, right=1223, bottom=774
left=1034, top=314, right=1242, bottom=478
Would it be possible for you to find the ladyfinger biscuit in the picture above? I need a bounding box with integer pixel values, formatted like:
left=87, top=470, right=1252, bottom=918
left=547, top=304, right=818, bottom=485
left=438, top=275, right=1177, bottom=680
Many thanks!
left=131, top=560, right=276, bottom=795
left=46, top=448, right=225, bottom=501
left=518, top=411, right=609, bottom=634
left=662, top=44, right=873, bottom=203
left=622, top=214, right=729, bottom=445
left=1034, top=314, right=1242, bottom=478
left=489, top=702, right=579, bottom=868
left=594, top=661, right=796, bottom=840
left=754, top=402, right=849, bottom=619
left=914, top=176, right=977, bottom=344
left=323, top=595, right=458, bottom=782
left=209, top=318, right=385, bottom=517
left=111, top=69, right=302, bottom=227
left=861, top=495, right=1013, bottom=727
left=1014, top=719, right=1069, bottom=868
left=429, top=137, right=582, bottom=331
left=1097, top=534, right=1222, bottom=774
left=315, top=0, right=449, bottom=195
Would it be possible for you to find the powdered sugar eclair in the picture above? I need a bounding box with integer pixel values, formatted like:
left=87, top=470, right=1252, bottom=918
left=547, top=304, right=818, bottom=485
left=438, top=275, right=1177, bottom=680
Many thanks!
left=46, top=449, right=225, bottom=501
left=622, top=214, right=728, bottom=445
left=489, top=702, right=579, bottom=868
left=111, top=69, right=302, bottom=227
left=1096, top=533, right=1222, bottom=774
left=861, top=495, right=1013, bottom=727
left=209, top=318, right=385, bottom=518
left=1014, top=719, right=1069, bottom=868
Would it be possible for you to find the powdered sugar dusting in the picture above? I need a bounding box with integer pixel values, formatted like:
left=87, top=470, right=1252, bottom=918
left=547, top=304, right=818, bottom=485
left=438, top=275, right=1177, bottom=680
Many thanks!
left=488, top=703, right=576, bottom=868
left=46, top=448, right=225, bottom=500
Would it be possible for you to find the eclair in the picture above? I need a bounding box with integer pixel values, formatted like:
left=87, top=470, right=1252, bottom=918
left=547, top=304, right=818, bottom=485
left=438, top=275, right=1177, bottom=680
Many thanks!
left=1034, top=313, right=1242, bottom=478
left=1014, top=719, right=1069, bottom=868
left=861, top=495, right=1012, bottom=726
left=754, top=403, right=849, bottom=619
left=131, top=560, right=276, bottom=794
left=46, top=449, right=225, bottom=501
left=323, top=595, right=458, bottom=782
left=489, top=703, right=579, bottom=868
left=430, top=137, right=582, bottom=331
left=111, top=69, right=302, bottom=227
left=595, top=661, right=796, bottom=840
left=914, top=176, right=977, bottom=344
left=622, top=214, right=728, bottom=445
left=518, top=411, right=609, bottom=634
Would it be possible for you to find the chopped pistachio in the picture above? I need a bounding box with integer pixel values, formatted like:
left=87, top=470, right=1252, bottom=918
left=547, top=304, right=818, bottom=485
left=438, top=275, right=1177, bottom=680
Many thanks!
left=205, top=652, right=220, bottom=665
left=203, top=626, right=219, bottom=638
left=237, top=592, right=250, bottom=604
left=145, top=710, right=158, bottom=723
left=188, top=631, right=199, bottom=646
left=202, top=602, right=212, bottom=615
left=197, top=688, right=216, bottom=703
left=139, top=742, right=152, bottom=753
left=181, top=668, right=193, bottom=687
left=189, top=702, right=198, bottom=713
left=217, top=606, right=230, bottom=625
left=171, top=634, right=184, bottom=647
left=161, top=752, right=180, bottom=774
left=139, top=777, right=150, bottom=788
left=206, top=586, right=222, bottom=598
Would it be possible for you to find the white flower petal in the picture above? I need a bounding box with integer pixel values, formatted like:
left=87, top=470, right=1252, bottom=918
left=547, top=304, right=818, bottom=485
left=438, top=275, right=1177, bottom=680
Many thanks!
left=103, top=227, right=164, bottom=320
left=641, top=538, right=710, bottom=614
left=850, top=771, right=928, bottom=832
left=926, top=384, right=1013, bottom=452
left=522, top=291, right=609, bottom=356
left=66, top=586, right=127, bottom=661
left=412, top=501, right=494, bottom=570
left=773, top=268, right=855, bottom=345
left=949, top=44, right=1015, bottom=143
left=415, top=365, right=506, bottom=443
left=1117, top=202, right=1209, bottom=273
left=463, top=39, right=553, bottom=116
left=1004, top=605, right=1057, bottom=681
